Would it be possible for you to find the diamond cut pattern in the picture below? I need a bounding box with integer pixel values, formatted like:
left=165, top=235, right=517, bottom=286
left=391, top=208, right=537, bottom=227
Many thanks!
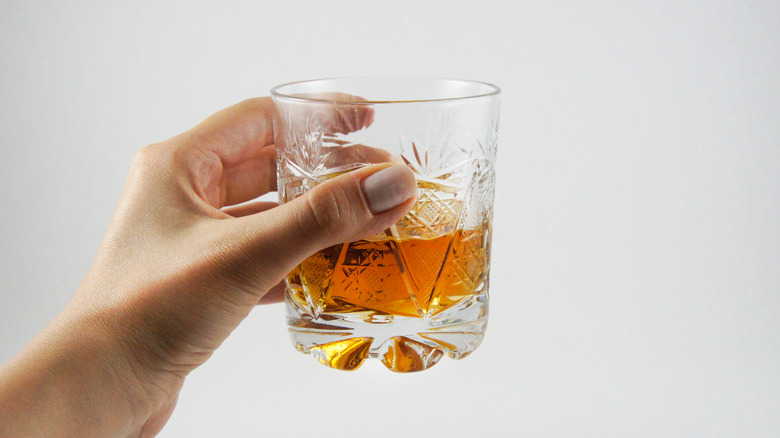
left=277, top=100, right=497, bottom=319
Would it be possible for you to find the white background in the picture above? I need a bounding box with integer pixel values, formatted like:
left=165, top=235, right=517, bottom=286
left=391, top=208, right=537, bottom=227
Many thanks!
left=1, top=1, right=778, bottom=436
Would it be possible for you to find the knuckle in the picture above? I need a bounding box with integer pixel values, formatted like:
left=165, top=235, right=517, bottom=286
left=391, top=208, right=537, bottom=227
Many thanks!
left=305, top=190, right=341, bottom=236
left=132, top=143, right=174, bottom=174
left=300, top=183, right=354, bottom=242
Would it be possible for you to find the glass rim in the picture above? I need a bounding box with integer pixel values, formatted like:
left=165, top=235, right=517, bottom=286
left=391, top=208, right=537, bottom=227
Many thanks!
left=270, top=76, right=501, bottom=104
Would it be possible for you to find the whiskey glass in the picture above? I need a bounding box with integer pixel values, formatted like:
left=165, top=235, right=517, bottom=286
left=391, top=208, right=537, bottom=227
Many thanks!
left=272, top=77, right=500, bottom=372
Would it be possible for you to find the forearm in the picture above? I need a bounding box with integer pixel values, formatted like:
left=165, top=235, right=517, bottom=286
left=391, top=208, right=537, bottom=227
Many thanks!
left=0, top=310, right=156, bottom=437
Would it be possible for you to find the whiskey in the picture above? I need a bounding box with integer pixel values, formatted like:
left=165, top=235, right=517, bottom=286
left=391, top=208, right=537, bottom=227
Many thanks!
left=284, top=172, right=492, bottom=372
left=286, top=225, right=487, bottom=319
left=273, top=77, right=500, bottom=372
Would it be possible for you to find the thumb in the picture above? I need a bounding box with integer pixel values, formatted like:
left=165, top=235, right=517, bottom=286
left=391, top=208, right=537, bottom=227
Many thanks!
left=233, top=163, right=418, bottom=289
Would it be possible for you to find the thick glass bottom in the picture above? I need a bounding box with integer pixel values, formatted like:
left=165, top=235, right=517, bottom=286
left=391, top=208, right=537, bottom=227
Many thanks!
left=286, top=293, right=488, bottom=372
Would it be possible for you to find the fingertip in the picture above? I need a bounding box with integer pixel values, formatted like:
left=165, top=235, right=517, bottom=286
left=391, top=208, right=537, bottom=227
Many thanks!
left=360, top=105, right=375, bottom=130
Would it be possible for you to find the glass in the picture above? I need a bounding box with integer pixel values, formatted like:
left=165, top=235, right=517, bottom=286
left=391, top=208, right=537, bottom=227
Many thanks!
left=272, top=77, right=500, bottom=372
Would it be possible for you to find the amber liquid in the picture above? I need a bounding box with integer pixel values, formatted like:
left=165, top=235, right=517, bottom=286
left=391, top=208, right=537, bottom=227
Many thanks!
left=286, top=225, right=487, bottom=318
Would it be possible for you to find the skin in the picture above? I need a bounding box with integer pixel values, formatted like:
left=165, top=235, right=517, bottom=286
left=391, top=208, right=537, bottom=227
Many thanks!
left=0, top=97, right=417, bottom=437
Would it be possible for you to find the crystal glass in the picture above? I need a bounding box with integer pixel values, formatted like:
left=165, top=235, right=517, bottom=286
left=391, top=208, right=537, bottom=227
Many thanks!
left=272, top=77, right=500, bottom=372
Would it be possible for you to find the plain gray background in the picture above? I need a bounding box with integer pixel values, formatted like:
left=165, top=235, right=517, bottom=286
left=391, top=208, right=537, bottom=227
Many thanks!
left=1, top=1, right=778, bottom=436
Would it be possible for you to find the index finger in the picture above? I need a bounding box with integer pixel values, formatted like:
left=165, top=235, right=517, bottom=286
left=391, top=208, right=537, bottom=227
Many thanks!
left=175, top=96, right=375, bottom=209
left=286, top=92, right=375, bottom=135
left=186, top=97, right=277, bottom=169
left=173, top=98, right=277, bottom=208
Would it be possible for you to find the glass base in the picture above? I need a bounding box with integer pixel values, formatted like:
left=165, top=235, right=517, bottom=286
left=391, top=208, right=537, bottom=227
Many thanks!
left=286, top=293, right=488, bottom=372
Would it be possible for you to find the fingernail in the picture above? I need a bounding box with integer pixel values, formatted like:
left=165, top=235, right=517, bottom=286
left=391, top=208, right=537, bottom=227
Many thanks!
left=362, top=165, right=418, bottom=213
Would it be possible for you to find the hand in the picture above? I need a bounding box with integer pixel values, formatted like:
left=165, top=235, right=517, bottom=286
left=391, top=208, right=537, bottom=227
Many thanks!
left=0, top=97, right=417, bottom=437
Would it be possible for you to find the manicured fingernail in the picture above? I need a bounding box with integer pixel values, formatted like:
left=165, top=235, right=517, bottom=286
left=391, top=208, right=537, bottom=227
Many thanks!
left=362, top=165, right=418, bottom=213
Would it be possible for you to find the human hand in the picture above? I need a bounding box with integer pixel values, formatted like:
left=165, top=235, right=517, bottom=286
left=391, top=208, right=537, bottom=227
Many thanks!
left=0, top=97, right=417, bottom=437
